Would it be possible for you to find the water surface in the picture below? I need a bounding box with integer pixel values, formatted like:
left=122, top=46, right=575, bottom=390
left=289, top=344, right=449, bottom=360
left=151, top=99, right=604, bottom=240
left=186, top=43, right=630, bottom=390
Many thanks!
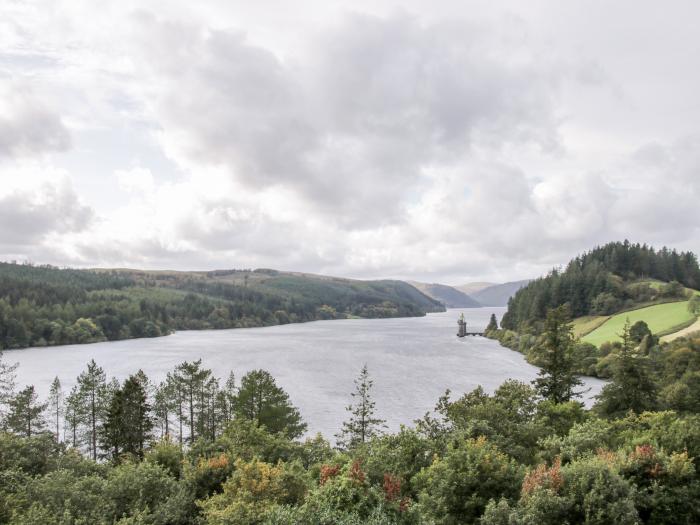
left=9, top=307, right=605, bottom=439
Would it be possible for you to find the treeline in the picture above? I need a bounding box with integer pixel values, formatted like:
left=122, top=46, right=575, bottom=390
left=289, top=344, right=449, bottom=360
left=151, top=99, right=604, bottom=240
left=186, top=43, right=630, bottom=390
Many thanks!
left=502, top=241, right=700, bottom=330
left=0, top=262, right=443, bottom=350
left=2, top=318, right=700, bottom=523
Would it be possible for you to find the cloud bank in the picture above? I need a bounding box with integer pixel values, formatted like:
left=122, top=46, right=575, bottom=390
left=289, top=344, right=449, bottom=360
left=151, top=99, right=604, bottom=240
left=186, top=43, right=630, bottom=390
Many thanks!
left=0, top=1, right=698, bottom=283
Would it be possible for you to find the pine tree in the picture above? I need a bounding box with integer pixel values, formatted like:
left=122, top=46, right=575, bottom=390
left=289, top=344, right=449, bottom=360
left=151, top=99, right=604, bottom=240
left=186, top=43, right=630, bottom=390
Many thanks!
left=594, top=319, right=658, bottom=418
left=101, top=374, right=153, bottom=459
left=335, top=364, right=386, bottom=450
left=486, top=313, right=499, bottom=333
left=235, top=369, right=306, bottom=438
left=532, top=306, right=584, bottom=403
left=235, top=370, right=306, bottom=438
left=6, top=385, right=47, bottom=437
left=47, top=376, right=63, bottom=442
left=218, top=371, right=237, bottom=425
left=154, top=375, right=176, bottom=440
left=173, top=360, right=212, bottom=444
left=0, top=351, right=18, bottom=422
left=76, top=359, right=109, bottom=460
left=64, top=385, right=83, bottom=447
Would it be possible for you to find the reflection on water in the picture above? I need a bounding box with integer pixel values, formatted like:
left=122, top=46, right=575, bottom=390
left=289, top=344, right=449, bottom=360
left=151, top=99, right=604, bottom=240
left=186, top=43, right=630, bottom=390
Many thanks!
left=9, top=307, right=605, bottom=438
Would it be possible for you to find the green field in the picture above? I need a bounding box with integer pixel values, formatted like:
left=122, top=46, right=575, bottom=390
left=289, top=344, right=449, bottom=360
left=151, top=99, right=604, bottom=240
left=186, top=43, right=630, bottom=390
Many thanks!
left=582, top=300, right=695, bottom=346
left=572, top=315, right=609, bottom=337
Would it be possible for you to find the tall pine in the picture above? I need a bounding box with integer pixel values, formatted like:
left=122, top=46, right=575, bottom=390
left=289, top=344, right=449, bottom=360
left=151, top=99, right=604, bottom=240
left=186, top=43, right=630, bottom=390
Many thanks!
left=594, top=319, right=658, bottom=418
left=47, top=376, right=63, bottom=442
left=76, top=359, right=109, bottom=460
left=6, top=385, right=47, bottom=437
left=101, top=373, right=153, bottom=459
left=336, top=364, right=386, bottom=450
left=532, top=306, right=584, bottom=403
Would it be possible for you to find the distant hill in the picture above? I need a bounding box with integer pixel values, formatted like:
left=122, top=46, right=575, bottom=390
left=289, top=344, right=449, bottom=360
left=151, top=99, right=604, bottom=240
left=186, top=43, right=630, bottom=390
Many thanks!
left=469, top=280, right=531, bottom=307
left=501, top=241, right=700, bottom=330
left=456, top=282, right=497, bottom=295
left=409, top=281, right=481, bottom=308
left=0, top=262, right=444, bottom=350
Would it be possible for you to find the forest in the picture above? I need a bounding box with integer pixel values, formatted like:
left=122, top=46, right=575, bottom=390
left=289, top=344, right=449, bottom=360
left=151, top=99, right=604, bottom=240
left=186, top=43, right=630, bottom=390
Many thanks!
left=0, top=263, right=443, bottom=350
left=501, top=241, right=700, bottom=330
left=1, top=305, right=700, bottom=524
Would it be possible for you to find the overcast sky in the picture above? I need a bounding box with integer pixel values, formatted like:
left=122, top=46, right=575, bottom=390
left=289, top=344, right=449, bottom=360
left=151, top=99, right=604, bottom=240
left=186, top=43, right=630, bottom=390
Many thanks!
left=1, top=0, right=699, bottom=284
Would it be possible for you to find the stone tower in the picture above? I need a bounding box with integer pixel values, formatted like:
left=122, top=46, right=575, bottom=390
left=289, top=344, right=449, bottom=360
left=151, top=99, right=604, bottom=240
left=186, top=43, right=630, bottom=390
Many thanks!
left=457, top=313, right=467, bottom=337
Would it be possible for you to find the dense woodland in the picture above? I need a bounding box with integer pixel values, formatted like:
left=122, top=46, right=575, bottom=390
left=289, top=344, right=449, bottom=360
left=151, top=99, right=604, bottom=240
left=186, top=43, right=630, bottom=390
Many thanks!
left=490, top=242, right=700, bottom=381
left=501, top=241, right=700, bottom=330
left=2, top=305, right=700, bottom=524
left=0, top=263, right=442, bottom=350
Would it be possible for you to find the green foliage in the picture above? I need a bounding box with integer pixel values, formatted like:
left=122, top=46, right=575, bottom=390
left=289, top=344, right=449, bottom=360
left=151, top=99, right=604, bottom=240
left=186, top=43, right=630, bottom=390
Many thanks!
left=532, top=306, right=584, bottom=403
left=584, top=301, right=695, bottom=347
left=0, top=262, right=443, bottom=350
left=4, top=343, right=700, bottom=524
left=336, top=365, right=386, bottom=450
left=442, top=380, right=544, bottom=464
left=101, top=373, right=153, bottom=460
left=486, top=313, right=499, bottom=333
left=235, top=369, right=307, bottom=439
left=415, top=436, right=523, bottom=524
left=502, top=241, right=700, bottom=330
left=198, top=457, right=308, bottom=525
left=5, top=385, right=47, bottom=437
left=594, top=320, right=658, bottom=418
left=630, top=320, right=653, bottom=343
left=689, top=294, right=700, bottom=315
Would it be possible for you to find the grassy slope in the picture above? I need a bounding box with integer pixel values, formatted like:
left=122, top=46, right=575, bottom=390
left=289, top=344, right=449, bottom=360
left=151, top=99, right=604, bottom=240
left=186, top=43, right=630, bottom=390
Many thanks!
left=582, top=300, right=695, bottom=346
left=102, top=267, right=445, bottom=314
left=572, top=316, right=609, bottom=338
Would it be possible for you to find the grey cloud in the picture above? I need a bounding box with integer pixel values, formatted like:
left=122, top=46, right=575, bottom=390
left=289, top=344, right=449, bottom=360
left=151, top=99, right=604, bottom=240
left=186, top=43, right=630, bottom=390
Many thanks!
left=136, top=12, right=562, bottom=227
left=0, top=182, right=93, bottom=246
left=0, top=80, right=71, bottom=158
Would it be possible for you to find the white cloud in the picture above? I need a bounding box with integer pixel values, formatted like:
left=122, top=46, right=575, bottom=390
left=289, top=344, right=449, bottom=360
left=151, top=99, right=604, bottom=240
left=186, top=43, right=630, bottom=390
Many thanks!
left=0, top=1, right=699, bottom=283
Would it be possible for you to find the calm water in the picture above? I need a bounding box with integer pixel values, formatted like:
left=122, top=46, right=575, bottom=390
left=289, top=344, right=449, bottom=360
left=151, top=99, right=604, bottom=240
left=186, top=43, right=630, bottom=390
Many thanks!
left=8, top=308, right=605, bottom=439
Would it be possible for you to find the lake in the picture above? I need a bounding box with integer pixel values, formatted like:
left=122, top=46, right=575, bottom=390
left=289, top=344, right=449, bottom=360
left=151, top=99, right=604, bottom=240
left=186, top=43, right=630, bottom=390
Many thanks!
left=7, top=307, right=605, bottom=439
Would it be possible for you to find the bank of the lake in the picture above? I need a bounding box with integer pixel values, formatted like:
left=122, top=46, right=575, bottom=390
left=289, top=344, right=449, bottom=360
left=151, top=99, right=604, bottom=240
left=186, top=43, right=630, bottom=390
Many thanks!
left=9, top=307, right=605, bottom=438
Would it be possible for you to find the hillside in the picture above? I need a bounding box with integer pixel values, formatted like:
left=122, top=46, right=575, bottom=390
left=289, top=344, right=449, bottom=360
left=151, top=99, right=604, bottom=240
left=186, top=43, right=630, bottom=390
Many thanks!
left=501, top=241, right=700, bottom=330
left=456, top=282, right=496, bottom=295
left=409, top=281, right=481, bottom=308
left=581, top=300, right=696, bottom=346
left=491, top=242, right=700, bottom=353
left=0, top=262, right=443, bottom=350
left=469, top=280, right=531, bottom=307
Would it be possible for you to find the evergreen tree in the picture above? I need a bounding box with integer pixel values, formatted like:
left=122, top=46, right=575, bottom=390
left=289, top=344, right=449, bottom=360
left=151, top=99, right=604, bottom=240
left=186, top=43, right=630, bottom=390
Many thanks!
left=5, top=385, right=47, bottom=437
left=235, top=369, right=306, bottom=439
left=101, top=374, right=153, bottom=459
left=173, top=360, right=211, bottom=444
left=154, top=376, right=176, bottom=440
left=76, top=359, right=109, bottom=460
left=47, top=376, right=63, bottom=442
left=64, top=385, right=83, bottom=447
left=0, top=351, right=18, bottom=422
left=595, top=319, right=658, bottom=418
left=335, top=364, right=386, bottom=449
left=532, top=306, right=584, bottom=403
left=486, top=313, right=499, bottom=333
left=217, top=371, right=237, bottom=425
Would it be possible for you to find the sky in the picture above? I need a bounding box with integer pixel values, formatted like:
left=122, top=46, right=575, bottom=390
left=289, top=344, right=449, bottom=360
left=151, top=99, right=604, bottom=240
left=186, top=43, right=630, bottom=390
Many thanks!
left=0, top=0, right=699, bottom=285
